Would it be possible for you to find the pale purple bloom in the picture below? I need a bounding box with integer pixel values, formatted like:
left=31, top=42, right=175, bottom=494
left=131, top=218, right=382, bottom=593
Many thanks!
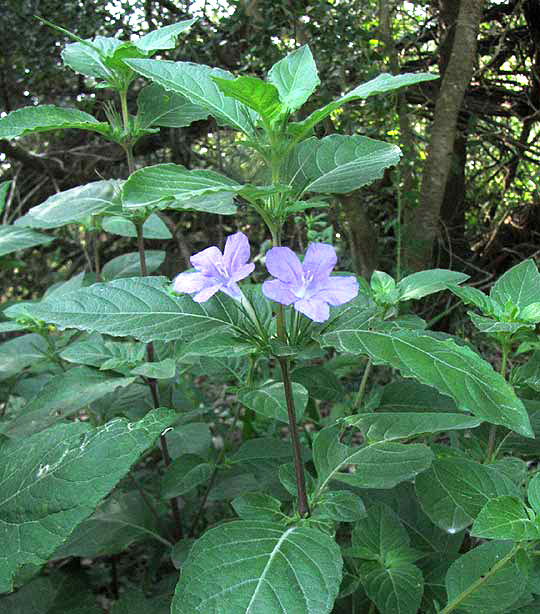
left=172, top=231, right=254, bottom=302
left=262, top=243, right=359, bottom=322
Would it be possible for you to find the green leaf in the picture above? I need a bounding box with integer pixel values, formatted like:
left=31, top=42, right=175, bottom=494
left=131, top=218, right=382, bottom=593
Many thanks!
left=287, top=134, right=401, bottom=196
left=59, top=334, right=128, bottom=368
left=346, top=412, right=481, bottom=441
left=170, top=521, right=342, bottom=614
left=213, top=75, right=283, bottom=121
left=528, top=473, right=540, bottom=512
left=232, top=493, right=284, bottom=522
left=0, top=408, right=175, bottom=593
left=0, top=333, right=48, bottom=381
left=321, top=326, right=533, bottom=437
left=52, top=491, right=170, bottom=558
left=351, top=504, right=423, bottom=614
left=291, top=365, right=344, bottom=401
left=110, top=590, right=171, bottom=614
left=445, top=542, right=525, bottom=613
left=2, top=572, right=102, bottom=614
left=167, top=423, right=212, bottom=459
left=102, top=212, right=172, bottom=239
left=0, top=226, right=54, bottom=257
left=131, top=358, right=176, bottom=379
left=15, top=180, right=120, bottom=229
left=0, top=105, right=110, bottom=139
left=230, top=438, right=299, bottom=465
left=102, top=250, right=165, bottom=279
left=397, top=269, right=468, bottom=301
left=360, top=560, right=423, bottom=614
left=134, top=19, right=197, bottom=53
left=491, top=259, right=540, bottom=309
left=471, top=496, right=540, bottom=541
left=62, top=36, right=119, bottom=80
left=313, top=425, right=433, bottom=496
left=289, top=72, right=438, bottom=139
left=267, top=45, right=320, bottom=111
left=238, top=380, right=308, bottom=423
left=469, top=312, right=534, bottom=335
left=5, top=277, right=245, bottom=343
left=161, top=454, right=212, bottom=498
left=137, top=82, right=209, bottom=128
left=415, top=457, right=520, bottom=533
left=122, top=163, right=241, bottom=210
left=378, top=380, right=458, bottom=413
left=4, top=366, right=135, bottom=437
left=0, top=180, right=11, bottom=215
left=314, top=491, right=366, bottom=522
left=178, top=326, right=254, bottom=359
left=124, top=59, right=257, bottom=134
left=447, top=284, right=497, bottom=314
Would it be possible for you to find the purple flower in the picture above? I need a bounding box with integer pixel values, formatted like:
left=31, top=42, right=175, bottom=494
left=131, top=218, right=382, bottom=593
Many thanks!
left=262, top=243, right=359, bottom=322
left=172, top=231, right=254, bottom=302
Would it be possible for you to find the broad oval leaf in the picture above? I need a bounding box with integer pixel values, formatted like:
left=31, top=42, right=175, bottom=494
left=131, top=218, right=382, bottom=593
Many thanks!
left=62, top=36, right=120, bottom=80
left=528, top=473, right=540, bottom=513
left=102, top=212, right=172, bottom=239
left=15, top=180, right=121, bottom=229
left=0, top=333, right=48, bottom=381
left=238, top=380, right=308, bottom=423
left=491, top=259, right=540, bottom=310
left=445, top=541, right=526, bottom=613
left=267, top=45, right=320, bottom=112
left=321, top=326, right=533, bottom=437
left=0, top=105, right=110, bottom=139
left=360, top=560, right=423, bottom=614
left=471, top=496, right=540, bottom=541
left=171, top=521, right=343, bottom=614
left=137, top=82, right=209, bottom=128
left=5, top=277, right=244, bottom=343
left=0, top=408, right=175, bottom=593
left=0, top=226, right=54, bottom=257
left=213, top=76, right=283, bottom=122
left=161, top=454, right=212, bottom=498
left=102, top=250, right=165, bottom=280
left=124, top=59, right=257, bottom=134
left=415, top=457, right=519, bottom=533
left=122, top=163, right=241, bottom=210
left=287, top=135, right=401, bottom=196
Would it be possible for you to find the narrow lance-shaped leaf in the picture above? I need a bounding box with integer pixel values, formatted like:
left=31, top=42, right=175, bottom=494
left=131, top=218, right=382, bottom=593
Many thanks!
left=4, top=277, right=246, bottom=343
left=286, top=135, right=401, bottom=196
left=171, top=521, right=343, bottom=614
left=0, top=226, right=54, bottom=257
left=0, top=105, right=110, bottom=139
left=122, top=163, right=241, bottom=210
left=321, top=325, right=533, bottom=437
left=124, top=59, right=258, bottom=134
left=267, top=44, right=320, bottom=112
left=15, top=181, right=121, bottom=229
left=134, top=18, right=197, bottom=53
left=289, top=71, right=438, bottom=139
left=0, top=408, right=175, bottom=593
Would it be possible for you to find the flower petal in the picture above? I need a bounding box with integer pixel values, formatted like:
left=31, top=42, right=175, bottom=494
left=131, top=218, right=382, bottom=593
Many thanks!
left=221, top=282, right=242, bottom=299
left=223, top=231, right=251, bottom=274
left=190, top=245, right=224, bottom=277
left=231, top=262, right=255, bottom=283
left=312, top=275, right=359, bottom=306
left=294, top=298, right=330, bottom=322
left=193, top=283, right=222, bottom=303
left=265, top=246, right=303, bottom=285
left=262, top=279, right=297, bottom=305
left=172, top=271, right=214, bottom=294
left=302, top=243, right=337, bottom=282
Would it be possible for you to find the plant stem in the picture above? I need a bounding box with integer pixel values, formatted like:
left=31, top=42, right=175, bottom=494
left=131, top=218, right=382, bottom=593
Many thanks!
left=93, top=230, right=101, bottom=281
left=278, top=356, right=310, bottom=517
left=485, top=342, right=509, bottom=463
left=191, top=403, right=243, bottom=536
left=135, top=218, right=183, bottom=540
left=440, top=545, right=519, bottom=614
left=353, top=358, right=372, bottom=411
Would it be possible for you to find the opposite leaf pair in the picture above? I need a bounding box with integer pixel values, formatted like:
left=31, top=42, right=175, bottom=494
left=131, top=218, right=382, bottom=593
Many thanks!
left=172, top=231, right=359, bottom=322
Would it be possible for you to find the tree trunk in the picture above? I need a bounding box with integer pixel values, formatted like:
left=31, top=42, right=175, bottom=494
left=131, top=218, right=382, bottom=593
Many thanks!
left=339, top=193, right=379, bottom=280
left=402, top=0, right=485, bottom=271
